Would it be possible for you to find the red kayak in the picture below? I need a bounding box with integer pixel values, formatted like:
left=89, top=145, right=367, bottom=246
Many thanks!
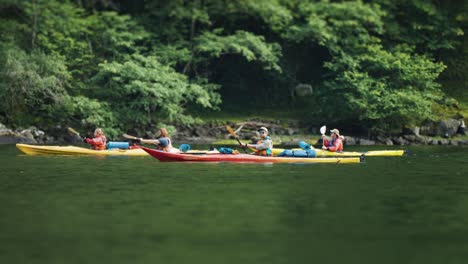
left=141, top=147, right=363, bottom=164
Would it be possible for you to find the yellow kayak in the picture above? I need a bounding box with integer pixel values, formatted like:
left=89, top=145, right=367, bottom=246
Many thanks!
left=271, top=148, right=405, bottom=157
left=16, top=143, right=404, bottom=157
left=16, top=143, right=149, bottom=156
left=16, top=143, right=211, bottom=156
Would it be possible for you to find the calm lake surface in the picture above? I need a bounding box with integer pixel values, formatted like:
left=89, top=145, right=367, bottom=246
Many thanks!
left=0, top=144, right=467, bottom=264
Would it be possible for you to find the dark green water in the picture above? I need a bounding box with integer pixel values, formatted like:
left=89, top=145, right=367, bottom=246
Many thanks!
left=0, top=144, right=467, bottom=264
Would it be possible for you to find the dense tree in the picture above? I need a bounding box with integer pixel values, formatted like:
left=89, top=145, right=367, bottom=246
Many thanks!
left=0, top=45, right=71, bottom=127
left=0, top=0, right=465, bottom=136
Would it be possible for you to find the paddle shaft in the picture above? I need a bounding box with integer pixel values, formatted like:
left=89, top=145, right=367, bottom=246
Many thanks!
left=122, top=134, right=140, bottom=140
left=68, top=127, right=84, bottom=140
left=226, top=126, right=247, bottom=153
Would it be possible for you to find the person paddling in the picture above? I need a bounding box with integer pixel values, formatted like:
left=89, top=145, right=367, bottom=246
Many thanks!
left=240, top=127, right=273, bottom=156
left=322, top=128, right=344, bottom=152
left=138, top=128, right=179, bottom=153
left=84, top=128, right=107, bottom=150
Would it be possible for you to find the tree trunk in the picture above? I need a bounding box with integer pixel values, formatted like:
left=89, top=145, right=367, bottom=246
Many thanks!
left=31, top=0, right=38, bottom=49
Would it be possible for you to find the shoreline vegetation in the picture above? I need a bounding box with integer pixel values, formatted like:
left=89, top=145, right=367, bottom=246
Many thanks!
left=0, top=1, right=467, bottom=143
left=2, top=119, right=467, bottom=147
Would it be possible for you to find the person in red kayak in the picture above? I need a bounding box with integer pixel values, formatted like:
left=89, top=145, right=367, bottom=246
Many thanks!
left=240, top=126, right=273, bottom=156
left=84, top=128, right=107, bottom=150
left=138, top=128, right=179, bottom=153
left=322, top=128, right=344, bottom=152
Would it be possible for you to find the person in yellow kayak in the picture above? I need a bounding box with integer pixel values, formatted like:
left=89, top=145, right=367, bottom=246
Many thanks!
left=240, top=127, right=273, bottom=156
left=322, top=128, right=344, bottom=152
left=84, top=128, right=107, bottom=150
left=138, top=128, right=180, bottom=153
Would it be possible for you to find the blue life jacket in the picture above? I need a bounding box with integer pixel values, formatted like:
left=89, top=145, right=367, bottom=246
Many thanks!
left=261, top=136, right=272, bottom=155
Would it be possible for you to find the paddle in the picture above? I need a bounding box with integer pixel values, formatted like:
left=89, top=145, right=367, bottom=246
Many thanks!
left=320, top=125, right=326, bottom=157
left=124, top=133, right=209, bottom=154
left=122, top=133, right=140, bottom=141
left=67, top=127, right=85, bottom=141
left=226, top=125, right=247, bottom=153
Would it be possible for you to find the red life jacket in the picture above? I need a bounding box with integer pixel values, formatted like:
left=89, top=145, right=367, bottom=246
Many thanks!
left=86, top=135, right=107, bottom=150
left=323, top=137, right=343, bottom=152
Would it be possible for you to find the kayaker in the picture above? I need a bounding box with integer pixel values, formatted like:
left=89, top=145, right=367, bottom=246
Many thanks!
left=84, top=128, right=107, bottom=150
left=138, top=128, right=180, bottom=153
left=322, top=128, right=343, bottom=152
left=240, top=127, right=273, bottom=156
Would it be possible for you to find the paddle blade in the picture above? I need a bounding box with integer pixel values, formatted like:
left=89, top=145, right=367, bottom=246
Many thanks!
left=67, top=127, right=80, bottom=137
left=122, top=133, right=139, bottom=140
left=226, top=126, right=238, bottom=138
left=320, top=125, right=326, bottom=135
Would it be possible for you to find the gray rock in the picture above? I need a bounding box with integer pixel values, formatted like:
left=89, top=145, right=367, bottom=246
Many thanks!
left=437, top=119, right=461, bottom=137
left=0, top=128, right=15, bottom=137
left=403, top=135, right=429, bottom=144
left=383, top=138, right=394, bottom=146
left=419, top=124, right=436, bottom=136
left=345, top=136, right=357, bottom=146
left=420, top=136, right=432, bottom=145
left=20, top=131, right=37, bottom=143
left=439, top=139, right=449, bottom=145
left=409, top=127, right=420, bottom=136
left=403, top=135, right=417, bottom=142
left=359, top=139, right=376, bottom=145
left=194, top=126, right=210, bottom=137
left=449, top=140, right=459, bottom=146
left=294, top=84, right=313, bottom=97
left=33, top=129, right=45, bottom=137
left=393, top=137, right=408, bottom=145
left=44, top=136, right=55, bottom=144
left=287, top=128, right=298, bottom=135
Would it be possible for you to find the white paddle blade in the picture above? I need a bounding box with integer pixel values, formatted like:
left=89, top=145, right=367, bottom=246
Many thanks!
left=123, top=134, right=139, bottom=140
left=67, top=127, right=80, bottom=137
left=320, top=125, right=326, bottom=135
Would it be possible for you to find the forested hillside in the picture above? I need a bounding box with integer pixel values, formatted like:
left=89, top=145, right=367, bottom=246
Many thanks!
left=0, top=0, right=466, bottom=137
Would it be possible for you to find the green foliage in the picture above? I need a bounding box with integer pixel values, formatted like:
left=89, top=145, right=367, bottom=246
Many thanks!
left=283, top=1, right=451, bottom=130
left=22, top=1, right=150, bottom=85
left=91, top=54, right=221, bottom=133
left=0, top=0, right=465, bottom=137
left=324, top=46, right=446, bottom=127
left=86, top=11, right=150, bottom=60
left=0, top=45, right=70, bottom=127
left=375, top=0, right=463, bottom=51
left=24, top=0, right=91, bottom=65
left=67, top=96, right=119, bottom=138
left=195, top=30, right=282, bottom=72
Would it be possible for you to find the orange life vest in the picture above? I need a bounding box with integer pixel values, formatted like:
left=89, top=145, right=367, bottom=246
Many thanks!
left=86, top=135, right=107, bottom=150
left=254, top=136, right=272, bottom=156
left=324, top=137, right=343, bottom=152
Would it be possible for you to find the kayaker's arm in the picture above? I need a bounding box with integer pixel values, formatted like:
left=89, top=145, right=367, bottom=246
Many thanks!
left=139, top=138, right=160, bottom=145
left=247, top=139, right=272, bottom=150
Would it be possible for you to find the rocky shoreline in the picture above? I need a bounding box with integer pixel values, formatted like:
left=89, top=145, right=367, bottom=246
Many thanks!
left=1, top=119, right=467, bottom=146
